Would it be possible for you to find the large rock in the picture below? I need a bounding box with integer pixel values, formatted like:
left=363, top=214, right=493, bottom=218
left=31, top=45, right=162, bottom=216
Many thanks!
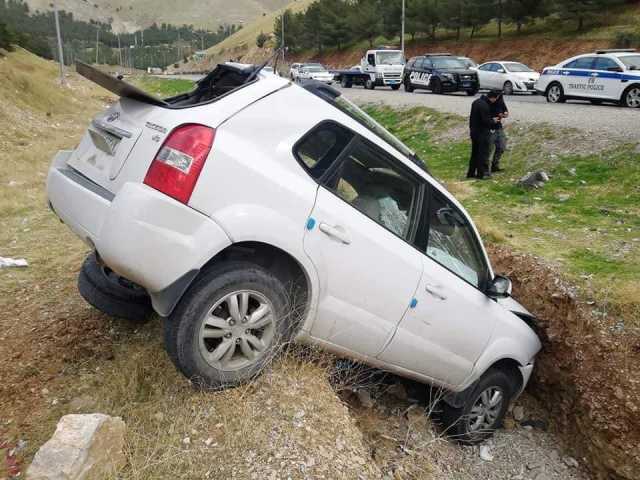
left=27, top=414, right=125, bottom=480
left=517, top=171, right=550, bottom=189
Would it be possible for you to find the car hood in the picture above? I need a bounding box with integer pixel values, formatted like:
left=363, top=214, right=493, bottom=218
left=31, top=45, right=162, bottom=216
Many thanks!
left=439, top=68, right=477, bottom=75
left=496, top=296, right=535, bottom=320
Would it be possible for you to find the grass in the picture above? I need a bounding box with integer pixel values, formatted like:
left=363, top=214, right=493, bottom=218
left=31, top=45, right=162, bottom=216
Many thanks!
left=366, top=105, right=640, bottom=324
left=130, top=76, right=196, bottom=98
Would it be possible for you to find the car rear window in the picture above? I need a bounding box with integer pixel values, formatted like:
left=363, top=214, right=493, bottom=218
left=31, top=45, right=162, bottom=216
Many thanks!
left=294, top=122, right=354, bottom=180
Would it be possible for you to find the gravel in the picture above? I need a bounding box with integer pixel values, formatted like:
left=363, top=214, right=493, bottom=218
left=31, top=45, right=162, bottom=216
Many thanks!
left=339, top=86, right=640, bottom=141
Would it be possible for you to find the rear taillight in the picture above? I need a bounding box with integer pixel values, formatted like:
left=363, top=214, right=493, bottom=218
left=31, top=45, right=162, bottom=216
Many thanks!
left=144, top=124, right=215, bottom=204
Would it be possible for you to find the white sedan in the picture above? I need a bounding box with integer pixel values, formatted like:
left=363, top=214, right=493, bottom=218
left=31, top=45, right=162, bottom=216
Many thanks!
left=476, top=61, right=540, bottom=94
left=295, top=64, right=335, bottom=84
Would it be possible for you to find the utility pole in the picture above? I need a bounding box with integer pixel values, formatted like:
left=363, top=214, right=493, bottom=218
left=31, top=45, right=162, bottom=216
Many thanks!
left=281, top=11, right=285, bottom=65
left=53, top=2, right=65, bottom=85
left=95, top=27, right=100, bottom=64
left=401, top=0, right=405, bottom=59
left=117, top=34, right=122, bottom=66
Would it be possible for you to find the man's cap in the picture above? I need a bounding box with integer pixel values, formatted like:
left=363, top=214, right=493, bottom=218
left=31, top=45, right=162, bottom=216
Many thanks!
left=487, top=90, right=502, bottom=98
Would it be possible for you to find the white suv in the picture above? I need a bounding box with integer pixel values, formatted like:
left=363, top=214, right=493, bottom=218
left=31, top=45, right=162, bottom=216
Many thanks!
left=47, top=62, right=541, bottom=442
left=536, top=49, right=640, bottom=107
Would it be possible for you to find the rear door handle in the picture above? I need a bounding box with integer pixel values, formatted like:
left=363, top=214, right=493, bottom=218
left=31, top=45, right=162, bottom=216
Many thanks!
left=425, top=284, right=447, bottom=300
left=319, top=223, right=351, bottom=245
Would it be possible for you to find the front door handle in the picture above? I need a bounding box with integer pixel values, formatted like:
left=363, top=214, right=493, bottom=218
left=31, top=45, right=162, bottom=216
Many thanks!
left=319, top=223, right=351, bottom=245
left=425, top=284, right=447, bottom=300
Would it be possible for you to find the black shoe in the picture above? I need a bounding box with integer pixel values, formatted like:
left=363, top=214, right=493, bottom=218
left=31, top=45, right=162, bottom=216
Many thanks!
left=492, top=167, right=504, bottom=173
left=480, top=174, right=492, bottom=180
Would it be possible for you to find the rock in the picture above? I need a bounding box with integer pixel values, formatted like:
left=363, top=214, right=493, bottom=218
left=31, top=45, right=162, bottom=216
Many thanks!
left=513, top=406, right=525, bottom=422
left=564, top=456, right=579, bottom=468
left=517, top=171, right=550, bottom=189
left=556, top=193, right=571, bottom=202
left=520, top=419, right=548, bottom=430
left=182, top=436, right=191, bottom=446
left=26, top=413, right=125, bottom=480
left=356, top=389, right=374, bottom=408
left=503, top=418, right=516, bottom=430
left=479, top=445, right=494, bottom=462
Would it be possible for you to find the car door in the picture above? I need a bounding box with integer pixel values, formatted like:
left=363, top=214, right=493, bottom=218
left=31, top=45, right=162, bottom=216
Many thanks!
left=409, top=58, right=428, bottom=87
left=302, top=129, right=424, bottom=357
left=477, top=63, right=495, bottom=89
left=378, top=187, right=497, bottom=386
left=563, top=56, right=596, bottom=97
left=592, top=56, right=624, bottom=100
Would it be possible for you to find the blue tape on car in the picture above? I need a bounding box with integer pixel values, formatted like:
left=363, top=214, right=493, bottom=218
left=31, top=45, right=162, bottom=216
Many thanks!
left=306, top=217, right=316, bottom=231
left=410, top=298, right=418, bottom=309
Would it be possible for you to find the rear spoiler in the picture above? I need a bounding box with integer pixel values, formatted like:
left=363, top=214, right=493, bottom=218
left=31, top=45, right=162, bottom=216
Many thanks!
left=76, top=62, right=169, bottom=107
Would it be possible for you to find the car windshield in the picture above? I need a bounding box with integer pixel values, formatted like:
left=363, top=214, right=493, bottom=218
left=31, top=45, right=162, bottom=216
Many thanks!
left=505, top=62, right=534, bottom=72
left=333, top=95, right=426, bottom=171
left=377, top=51, right=404, bottom=65
left=619, top=55, right=640, bottom=69
left=459, top=58, right=476, bottom=68
left=432, top=57, right=467, bottom=69
left=303, top=66, right=326, bottom=72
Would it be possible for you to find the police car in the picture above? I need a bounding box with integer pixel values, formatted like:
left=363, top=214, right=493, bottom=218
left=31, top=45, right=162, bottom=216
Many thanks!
left=403, top=53, right=479, bottom=95
left=536, top=49, right=640, bottom=108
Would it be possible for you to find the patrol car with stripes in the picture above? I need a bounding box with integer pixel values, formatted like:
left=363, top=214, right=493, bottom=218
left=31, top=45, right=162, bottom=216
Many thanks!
left=535, top=49, right=640, bottom=108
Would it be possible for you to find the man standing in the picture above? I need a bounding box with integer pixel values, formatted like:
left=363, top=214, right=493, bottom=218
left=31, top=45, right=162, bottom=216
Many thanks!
left=467, top=91, right=501, bottom=179
left=490, top=93, right=509, bottom=173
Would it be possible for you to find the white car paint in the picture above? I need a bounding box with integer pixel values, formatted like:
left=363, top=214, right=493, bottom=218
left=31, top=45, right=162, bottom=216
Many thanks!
left=535, top=50, right=640, bottom=107
left=47, top=66, right=541, bottom=396
left=477, top=61, right=540, bottom=93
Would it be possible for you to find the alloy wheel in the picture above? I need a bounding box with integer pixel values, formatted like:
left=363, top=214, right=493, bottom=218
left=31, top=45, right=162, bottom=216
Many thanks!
left=548, top=85, right=561, bottom=103
left=626, top=87, right=640, bottom=108
left=466, top=386, right=505, bottom=435
left=198, top=290, right=276, bottom=372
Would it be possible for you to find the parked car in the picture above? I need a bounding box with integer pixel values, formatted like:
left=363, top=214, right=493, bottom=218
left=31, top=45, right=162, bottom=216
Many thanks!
left=536, top=49, right=640, bottom=107
left=47, top=62, right=541, bottom=443
left=476, top=61, right=540, bottom=94
left=403, top=53, right=479, bottom=95
left=296, top=64, right=335, bottom=84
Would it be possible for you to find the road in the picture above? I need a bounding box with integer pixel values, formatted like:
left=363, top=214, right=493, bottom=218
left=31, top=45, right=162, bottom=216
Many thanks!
left=337, top=86, right=639, bottom=141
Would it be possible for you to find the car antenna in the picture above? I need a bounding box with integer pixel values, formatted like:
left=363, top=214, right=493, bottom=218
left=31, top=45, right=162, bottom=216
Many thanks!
left=245, top=48, right=284, bottom=84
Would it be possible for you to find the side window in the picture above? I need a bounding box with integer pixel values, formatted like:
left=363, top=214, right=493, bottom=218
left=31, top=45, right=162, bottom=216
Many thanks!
left=423, top=59, right=433, bottom=69
left=425, top=191, right=487, bottom=288
left=565, top=57, right=595, bottom=69
left=324, top=139, right=418, bottom=239
left=414, top=58, right=425, bottom=70
left=479, top=63, right=493, bottom=71
left=294, top=123, right=354, bottom=180
left=367, top=54, right=376, bottom=66
left=593, top=57, right=620, bottom=71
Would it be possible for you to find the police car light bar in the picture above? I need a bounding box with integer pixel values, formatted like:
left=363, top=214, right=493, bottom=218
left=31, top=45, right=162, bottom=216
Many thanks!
left=595, top=49, right=636, bottom=54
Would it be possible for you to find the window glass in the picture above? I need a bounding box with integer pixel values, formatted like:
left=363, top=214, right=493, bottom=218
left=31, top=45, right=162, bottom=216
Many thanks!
left=325, top=140, right=418, bottom=239
left=426, top=192, right=486, bottom=288
left=565, top=57, right=595, bottom=69
left=619, top=55, right=640, bottom=69
left=414, top=58, right=425, bottom=70
left=295, top=123, right=353, bottom=179
left=431, top=57, right=466, bottom=69
left=593, top=57, right=620, bottom=71
left=479, top=63, right=494, bottom=71
left=504, top=62, right=533, bottom=72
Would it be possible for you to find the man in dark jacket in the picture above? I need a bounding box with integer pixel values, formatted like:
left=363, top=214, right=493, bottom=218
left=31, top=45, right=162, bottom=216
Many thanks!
left=489, top=93, right=509, bottom=172
left=467, top=91, right=501, bottom=179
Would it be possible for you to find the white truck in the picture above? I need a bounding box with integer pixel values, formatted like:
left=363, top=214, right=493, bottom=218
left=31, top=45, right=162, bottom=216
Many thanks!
left=333, top=49, right=405, bottom=90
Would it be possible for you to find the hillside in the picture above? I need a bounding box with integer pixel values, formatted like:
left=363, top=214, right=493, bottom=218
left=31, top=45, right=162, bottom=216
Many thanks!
left=24, top=0, right=293, bottom=32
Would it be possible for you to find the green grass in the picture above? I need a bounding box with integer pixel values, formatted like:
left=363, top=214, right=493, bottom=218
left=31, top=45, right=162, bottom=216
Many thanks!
left=131, top=76, right=196, bottom=98
left=366, top=105, right=640, bottom=317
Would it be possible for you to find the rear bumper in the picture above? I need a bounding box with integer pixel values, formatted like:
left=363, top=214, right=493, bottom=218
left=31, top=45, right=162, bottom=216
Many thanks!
left=47, top=150, right=231, bottom=299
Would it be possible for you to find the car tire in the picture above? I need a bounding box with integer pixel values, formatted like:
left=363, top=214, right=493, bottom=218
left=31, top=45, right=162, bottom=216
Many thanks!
left=404, top=80, right=414, bottom=93
left=341, top=76, right=352, bottom=88
left=621, top=85, right=640, bottom=108
left=164, top=261, right=294, bottom=389
left=503, top=81, right=514, bottom=95
left=545, top=83, right=566, bottom=103
left=365, top=78, right=375, bottom=90
left=391, top=84, right=401, bottom=91
left=77, top=253, right=153, bottom=322
left=431, top=78, right=443, bottom=94
left=441, top=368, right=516, bottom=444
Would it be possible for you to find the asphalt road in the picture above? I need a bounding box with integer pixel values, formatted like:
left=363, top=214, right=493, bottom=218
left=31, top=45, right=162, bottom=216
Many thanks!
left=337, top=85, right=639, bottom=141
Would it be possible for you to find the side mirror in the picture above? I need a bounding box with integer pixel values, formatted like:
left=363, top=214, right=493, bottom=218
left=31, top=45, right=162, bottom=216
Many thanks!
left=497, top=68, right=506, bottom=73
left=487, top=275, right=512, bottom=298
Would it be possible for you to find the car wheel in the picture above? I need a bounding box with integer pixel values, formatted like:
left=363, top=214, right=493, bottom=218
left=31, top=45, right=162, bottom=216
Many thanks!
left=431, top=78, right=443, bottom=94
left=340, top=76, right=352, bottom=88
left=77, top=252, right=153, bottom=322
left=622, top=85, right=640, bottom=108
left=365, top=78, right=375, bottom=90
left=164, top=261, right=293, bottom=389
left=441, top=368, right=515, bottom=444
left=546, top=83, right=565, bottom=103
left=404, top=80, right=414, bottom=93
left=503, top=81, right=514, bottom=95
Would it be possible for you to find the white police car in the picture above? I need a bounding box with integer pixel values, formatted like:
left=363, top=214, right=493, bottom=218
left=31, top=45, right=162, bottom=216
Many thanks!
left=535, top=49, right=640, bottom=108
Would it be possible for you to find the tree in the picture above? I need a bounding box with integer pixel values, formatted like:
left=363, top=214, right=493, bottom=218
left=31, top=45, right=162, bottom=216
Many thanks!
left=504, top=0, right=546, bottom=33
left=552, top=0, right=623, bottom=31
left=348, top=0, right=382, bottom=47
left=256, top=31, right=268, bottom=48
left=0, top=22, right=17, bottom=51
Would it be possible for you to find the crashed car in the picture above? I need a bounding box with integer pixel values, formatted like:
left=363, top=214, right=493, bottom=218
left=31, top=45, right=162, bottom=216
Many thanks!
left=47, top=61, right=541, bottom=443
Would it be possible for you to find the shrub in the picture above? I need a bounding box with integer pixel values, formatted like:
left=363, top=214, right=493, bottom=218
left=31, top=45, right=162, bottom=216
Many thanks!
left=256, top=31, right=269, bottom=48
